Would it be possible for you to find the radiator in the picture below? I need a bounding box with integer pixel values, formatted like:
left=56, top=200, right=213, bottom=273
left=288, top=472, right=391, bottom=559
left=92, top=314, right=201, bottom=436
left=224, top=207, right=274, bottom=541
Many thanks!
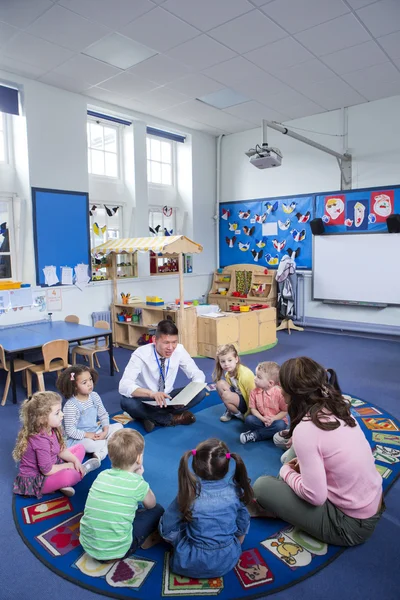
left=92, top=310, right=111, bottom=326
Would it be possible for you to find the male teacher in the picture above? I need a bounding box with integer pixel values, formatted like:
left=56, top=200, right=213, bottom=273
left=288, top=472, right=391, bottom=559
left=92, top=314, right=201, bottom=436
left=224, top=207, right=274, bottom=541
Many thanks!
left=119, top=319, right=206, bottom=432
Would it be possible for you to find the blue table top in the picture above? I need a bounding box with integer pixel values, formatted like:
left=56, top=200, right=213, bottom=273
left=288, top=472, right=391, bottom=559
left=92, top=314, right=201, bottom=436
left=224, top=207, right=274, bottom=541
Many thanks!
left=0, top=321, right=112, bottom=353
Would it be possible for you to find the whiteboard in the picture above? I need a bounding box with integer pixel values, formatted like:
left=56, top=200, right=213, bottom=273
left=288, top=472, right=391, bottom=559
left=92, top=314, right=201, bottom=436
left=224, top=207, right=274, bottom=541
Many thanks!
left=313, top=233, right=400, bottom=305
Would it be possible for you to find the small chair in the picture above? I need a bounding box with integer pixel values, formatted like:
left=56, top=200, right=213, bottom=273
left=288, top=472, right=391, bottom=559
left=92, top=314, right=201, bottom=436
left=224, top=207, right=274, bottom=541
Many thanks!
left=72, top=321, right=119, bottom=372
left=65, top=315, right=79, bottom=323
left=0, top=345, right=34, bottom=406
left=26, top=339, right=70, bottom=397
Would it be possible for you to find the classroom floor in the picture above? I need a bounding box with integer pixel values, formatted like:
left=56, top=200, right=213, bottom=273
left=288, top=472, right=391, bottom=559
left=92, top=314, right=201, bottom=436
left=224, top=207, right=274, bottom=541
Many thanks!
left=1, top=330, right=399, bottom=600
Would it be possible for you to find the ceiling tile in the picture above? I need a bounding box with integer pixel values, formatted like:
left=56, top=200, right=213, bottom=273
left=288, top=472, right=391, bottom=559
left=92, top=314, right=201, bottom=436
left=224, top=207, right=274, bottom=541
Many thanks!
left=198, top=88, right=250, bottom=109
left=244, top=37, right=314, bottom=74
left=343, top=70, right=400, bottom=101
left=322, top=40, right=388, bottom=75
left=0, top=22, right=19, bottom=48
left=277, top=59, right=334, bottom=90
left=346, top=0, right=378, bottom=8
left=52, top=54, right=122, bottom=86
left=284, top=100, right=327, bottom=119
left=356, top=0, right=400, bottom=38
left=295, top=13, right=371, bottom=56
left=96, top=72, right=158, bottom=97
left=0, top=0, right=53, bottom=29
left=204, top=56, right=268, bottom=87
left=378, top=31, right=400, bottom=60
left=83, top=33, right=157, bottom=70
left=85, top=86, right=129, bottom=106
left=162, top=0, right=254, bottom=32
left=133, top=86, right=190, bottom=110
left=166, top=35, right=236, bottom=70
left=121, top=7, right=199, bottom=53
left=261, top=0, right=350, bottom=34
left=262, top=88, right=324, bottom=114
left=342, top=61, right=400, bottom=88
left=0, top=55, right=46, bottom=79
left=224, top=100, right=289, bottom=124
left=27, top=5, right=110, bottom=52
left=208, top=9, right=286, bottom=54
left=58, top=0, right=154, bottom=29
left=3, top=32, right=73, bottom=71
left=39, top=71, right=90, bottom=93
left=303, top=77, right=366, bottom=110
left=234, top=72, right=294, bottom=100
left=166, top=74, right=223, bottom=97
left=248, top=0, right=273, bottom=6
left=128, top=54, right=192, bottom=84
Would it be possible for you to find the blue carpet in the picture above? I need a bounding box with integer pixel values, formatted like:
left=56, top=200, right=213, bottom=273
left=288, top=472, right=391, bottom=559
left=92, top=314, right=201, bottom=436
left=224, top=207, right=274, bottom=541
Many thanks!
left=12, top=389, right=400, bottom=599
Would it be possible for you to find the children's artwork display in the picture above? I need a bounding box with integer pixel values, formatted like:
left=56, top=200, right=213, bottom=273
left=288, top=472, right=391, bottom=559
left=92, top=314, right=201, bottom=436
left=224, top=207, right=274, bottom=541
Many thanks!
left=315, top=186, right=400, bottom=233
left=219, top=196, right=313, bottom=270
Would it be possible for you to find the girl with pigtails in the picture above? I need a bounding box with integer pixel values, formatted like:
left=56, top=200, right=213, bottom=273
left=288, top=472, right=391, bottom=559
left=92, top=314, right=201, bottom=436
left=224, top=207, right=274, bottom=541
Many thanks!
left=159, top=438, right=253, bottom=579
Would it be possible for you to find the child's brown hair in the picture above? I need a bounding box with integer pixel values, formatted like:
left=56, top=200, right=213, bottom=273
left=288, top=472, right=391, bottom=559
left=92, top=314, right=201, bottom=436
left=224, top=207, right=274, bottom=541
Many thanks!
left=212, top=344, right=241, bottom=382
left=177, top=438, right=253, bottom=522
left=256, top=361, right=280, bottom=384
left=56, top=365, right=99, bottom=399
left=13, top=392, right=65, bottom=461
left=108, top=429, right=144, bottom=470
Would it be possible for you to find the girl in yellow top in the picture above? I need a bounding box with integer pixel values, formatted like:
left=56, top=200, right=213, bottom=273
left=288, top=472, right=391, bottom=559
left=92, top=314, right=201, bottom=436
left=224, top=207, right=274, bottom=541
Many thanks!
left=213, top=344, right=255, bottom=423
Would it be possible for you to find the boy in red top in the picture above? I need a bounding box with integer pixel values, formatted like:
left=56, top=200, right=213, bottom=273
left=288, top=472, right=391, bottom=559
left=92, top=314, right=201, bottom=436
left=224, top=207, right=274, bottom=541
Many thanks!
left=240, top=361, right=288, bottom=444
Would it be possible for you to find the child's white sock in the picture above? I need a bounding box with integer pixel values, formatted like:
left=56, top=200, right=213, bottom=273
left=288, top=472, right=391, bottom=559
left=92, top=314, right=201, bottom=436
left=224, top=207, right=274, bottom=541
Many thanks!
left=233, top=411, right=245, bottom=421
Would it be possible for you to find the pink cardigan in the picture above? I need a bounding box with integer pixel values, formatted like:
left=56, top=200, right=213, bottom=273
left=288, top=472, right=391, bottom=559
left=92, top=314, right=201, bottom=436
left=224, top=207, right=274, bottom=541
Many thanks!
left=280, top=417, right=382, bottom=519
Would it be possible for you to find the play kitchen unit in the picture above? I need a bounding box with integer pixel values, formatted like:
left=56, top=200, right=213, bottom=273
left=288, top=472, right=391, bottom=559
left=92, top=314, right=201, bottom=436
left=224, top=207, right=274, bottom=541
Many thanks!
left=207, top=264, right=277, bottom=311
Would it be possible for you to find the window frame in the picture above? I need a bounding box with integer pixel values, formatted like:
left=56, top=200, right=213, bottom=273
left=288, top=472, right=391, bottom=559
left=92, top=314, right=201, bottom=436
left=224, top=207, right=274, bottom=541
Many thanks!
left=0, top=111, right=10, bottom=165
left=146, top=134, right=176, bottom=188
left=87, top=118, right=122, bottom=181
left=0, top=196, right=16, bottom=281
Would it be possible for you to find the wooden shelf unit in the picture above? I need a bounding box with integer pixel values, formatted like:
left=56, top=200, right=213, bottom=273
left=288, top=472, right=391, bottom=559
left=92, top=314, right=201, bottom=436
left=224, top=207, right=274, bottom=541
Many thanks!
left=113, top=303, right=198, bottom=357
left=92, top=252, right=137, bottom=281
left=208, top=264, right=276, bottom=312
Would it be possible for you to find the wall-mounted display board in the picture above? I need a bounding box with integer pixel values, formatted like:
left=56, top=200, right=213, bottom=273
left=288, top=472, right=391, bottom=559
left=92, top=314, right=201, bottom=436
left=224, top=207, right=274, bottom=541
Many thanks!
left=219, top=195, right=313, bottom=270
left=315, top=185, right=400, bottom=233
left=32, top=188, right=90, bottom=286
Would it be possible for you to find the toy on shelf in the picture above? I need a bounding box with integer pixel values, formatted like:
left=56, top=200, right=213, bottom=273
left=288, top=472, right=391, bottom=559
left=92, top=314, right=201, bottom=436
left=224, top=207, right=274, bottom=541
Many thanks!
left=146, top=296, right=164, bottom=306
left=208, top=264, right=276, bottom=312
left=137, top=333, right=153, bottom=346
left=121, top=293, right=131, bottom=305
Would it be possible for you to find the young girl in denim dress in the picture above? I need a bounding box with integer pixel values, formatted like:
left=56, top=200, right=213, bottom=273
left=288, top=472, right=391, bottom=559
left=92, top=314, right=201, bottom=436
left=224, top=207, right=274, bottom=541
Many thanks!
left=159, top=438, right=253, bottom=578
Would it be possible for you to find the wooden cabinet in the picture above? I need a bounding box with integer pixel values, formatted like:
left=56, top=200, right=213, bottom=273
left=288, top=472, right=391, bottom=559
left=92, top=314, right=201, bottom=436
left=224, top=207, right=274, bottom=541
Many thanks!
left=197, top=308, right=276, bottom=358
left=92, top=252, right=137, bottom=282
left=208, top=264, right=276, bottom=311
left=113, top=303, right=198, bottom=356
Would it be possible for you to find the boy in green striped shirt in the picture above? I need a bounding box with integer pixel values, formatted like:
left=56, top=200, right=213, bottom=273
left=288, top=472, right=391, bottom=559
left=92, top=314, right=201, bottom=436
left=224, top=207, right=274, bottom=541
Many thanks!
left=80, top=428, right=164, bottom=560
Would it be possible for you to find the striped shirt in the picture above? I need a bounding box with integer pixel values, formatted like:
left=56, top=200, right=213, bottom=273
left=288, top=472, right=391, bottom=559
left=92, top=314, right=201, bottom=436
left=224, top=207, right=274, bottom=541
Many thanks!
left=63, top=392, right=109, bottom=441
left=80, top=469, right=149, bottom=560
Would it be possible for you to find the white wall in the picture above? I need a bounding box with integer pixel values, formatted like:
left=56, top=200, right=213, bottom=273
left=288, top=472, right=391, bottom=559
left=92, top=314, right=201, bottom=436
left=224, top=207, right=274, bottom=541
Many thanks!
left=0, top=70, right=217, bottom=326
left=220, top=96, right=400, bottom=330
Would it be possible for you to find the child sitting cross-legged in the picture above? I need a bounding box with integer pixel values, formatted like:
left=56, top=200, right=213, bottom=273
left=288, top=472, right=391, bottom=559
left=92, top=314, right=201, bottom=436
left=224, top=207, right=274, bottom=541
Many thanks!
left=80, top=429, right=164, bottom=561
left=240, top=361, right=288, bottom=445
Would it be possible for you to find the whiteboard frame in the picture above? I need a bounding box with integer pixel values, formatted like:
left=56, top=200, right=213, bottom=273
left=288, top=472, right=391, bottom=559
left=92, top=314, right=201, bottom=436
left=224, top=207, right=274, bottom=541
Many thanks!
left=312, top=231, right=400, bottom=306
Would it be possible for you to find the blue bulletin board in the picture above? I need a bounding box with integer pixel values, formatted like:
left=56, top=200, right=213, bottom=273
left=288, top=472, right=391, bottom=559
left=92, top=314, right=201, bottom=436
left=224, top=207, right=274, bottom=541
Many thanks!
left=315, top=185, right=400, bottom=233
left=219, top=195, right=314, bottom=270
left=32, top=188, right=91, bottom=286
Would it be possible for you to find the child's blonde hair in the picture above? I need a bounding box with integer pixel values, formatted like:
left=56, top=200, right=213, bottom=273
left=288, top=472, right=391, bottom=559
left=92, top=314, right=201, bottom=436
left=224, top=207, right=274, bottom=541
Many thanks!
left=212, top=344, right=241, bottom=382
left=256, top=361, right=280, bottom=384
left=12, top=392, right=65, bottom=462
left=108, top=429, right=144, bottom=470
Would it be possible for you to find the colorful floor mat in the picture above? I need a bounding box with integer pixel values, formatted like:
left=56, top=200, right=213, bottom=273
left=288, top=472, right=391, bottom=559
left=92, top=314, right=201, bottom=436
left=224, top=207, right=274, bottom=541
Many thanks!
left=13, top=392, right=400, bottom=600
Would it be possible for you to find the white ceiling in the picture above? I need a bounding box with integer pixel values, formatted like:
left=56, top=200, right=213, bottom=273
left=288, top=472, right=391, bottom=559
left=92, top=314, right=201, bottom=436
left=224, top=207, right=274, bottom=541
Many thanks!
left=1, top=0, right=400, bottom=135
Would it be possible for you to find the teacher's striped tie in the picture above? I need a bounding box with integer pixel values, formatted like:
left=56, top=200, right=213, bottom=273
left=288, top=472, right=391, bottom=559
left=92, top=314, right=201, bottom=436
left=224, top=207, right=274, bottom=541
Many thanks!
left=158, top=357, right=166, bottom=392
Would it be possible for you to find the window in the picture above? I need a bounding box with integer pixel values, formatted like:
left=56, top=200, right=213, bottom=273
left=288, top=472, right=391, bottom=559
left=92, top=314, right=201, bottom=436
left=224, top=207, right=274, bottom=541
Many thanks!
left=89, top=203, right=123, bottom=251
left=149, top=206, right=177, bottom=236
left=87, top=121, right=119, bottom=178
left=0, top=112, right=7, bottom=163
left=147, top=136, right=174, bottom=186
left=0, top=199, right=14, bottom=280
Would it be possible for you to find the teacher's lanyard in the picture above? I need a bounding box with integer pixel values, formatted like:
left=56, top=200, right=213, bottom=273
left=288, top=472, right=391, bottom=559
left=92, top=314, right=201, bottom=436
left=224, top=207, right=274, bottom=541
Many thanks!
left=154, top=347, right=170, bottom=387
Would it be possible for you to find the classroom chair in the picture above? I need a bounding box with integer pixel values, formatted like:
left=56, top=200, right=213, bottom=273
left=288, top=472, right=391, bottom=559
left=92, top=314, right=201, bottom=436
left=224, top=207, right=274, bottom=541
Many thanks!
left=26, top=339, right=70, bottom=396
left=64, top=315, right=79, bottom=323
left=0, top=345, right=34, bottom=406
left=71, top=320, right=119, bottom=372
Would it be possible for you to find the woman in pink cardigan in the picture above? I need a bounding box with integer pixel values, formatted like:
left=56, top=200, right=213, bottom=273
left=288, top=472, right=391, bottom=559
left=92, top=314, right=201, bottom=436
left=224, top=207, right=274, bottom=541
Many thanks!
left=251, top=357, right=384, bottom=546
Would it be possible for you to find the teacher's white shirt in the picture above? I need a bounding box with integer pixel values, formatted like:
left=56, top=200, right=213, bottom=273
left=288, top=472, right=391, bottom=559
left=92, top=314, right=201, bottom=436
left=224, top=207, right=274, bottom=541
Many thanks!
left=119, top=342, right=206, bottom=397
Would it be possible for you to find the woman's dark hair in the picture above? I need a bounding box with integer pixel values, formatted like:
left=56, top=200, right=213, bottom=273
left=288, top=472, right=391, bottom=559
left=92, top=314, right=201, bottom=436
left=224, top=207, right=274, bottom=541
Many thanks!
left=177, top=438, right=253, bottom=522
left=56, top=365, right=98, bottom=399
left=156, top=319, right=179, bottom=337
left=279, top=356, right=354, bottom=437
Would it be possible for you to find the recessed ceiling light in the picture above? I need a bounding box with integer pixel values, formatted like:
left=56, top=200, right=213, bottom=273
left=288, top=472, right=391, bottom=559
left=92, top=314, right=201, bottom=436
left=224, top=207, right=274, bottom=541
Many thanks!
left=197, top=88, right=250, bottom=109
left=83, top=33, right=157, bottom=70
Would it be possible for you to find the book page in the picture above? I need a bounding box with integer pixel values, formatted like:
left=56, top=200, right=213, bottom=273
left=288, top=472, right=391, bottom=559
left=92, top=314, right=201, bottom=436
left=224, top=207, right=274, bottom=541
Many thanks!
left=142, top=381, right=206, bottom=407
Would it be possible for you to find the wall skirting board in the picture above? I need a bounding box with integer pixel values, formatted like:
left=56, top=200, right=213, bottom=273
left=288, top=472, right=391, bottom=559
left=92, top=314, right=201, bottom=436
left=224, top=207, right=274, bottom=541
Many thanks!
left=294, top=317, right=400, bottom=341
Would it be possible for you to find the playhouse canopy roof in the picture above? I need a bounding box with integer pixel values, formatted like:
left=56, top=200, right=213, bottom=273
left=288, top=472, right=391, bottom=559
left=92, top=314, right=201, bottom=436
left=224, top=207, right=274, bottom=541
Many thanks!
left=92, top=235, right=203, bottom=256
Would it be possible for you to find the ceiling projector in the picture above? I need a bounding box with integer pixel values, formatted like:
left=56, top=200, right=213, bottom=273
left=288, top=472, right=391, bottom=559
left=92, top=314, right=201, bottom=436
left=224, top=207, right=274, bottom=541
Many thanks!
left=245, top=143, right=283, bottom=169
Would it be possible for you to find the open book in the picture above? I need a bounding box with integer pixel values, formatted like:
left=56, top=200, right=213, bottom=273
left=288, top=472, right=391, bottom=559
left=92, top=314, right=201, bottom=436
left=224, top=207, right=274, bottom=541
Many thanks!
left=142, top=381, right=207, bottom=407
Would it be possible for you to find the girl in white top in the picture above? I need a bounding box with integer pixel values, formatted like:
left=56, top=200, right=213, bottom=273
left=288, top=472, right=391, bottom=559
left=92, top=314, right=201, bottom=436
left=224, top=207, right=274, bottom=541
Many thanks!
left=57, top=366, right=122, bottom=461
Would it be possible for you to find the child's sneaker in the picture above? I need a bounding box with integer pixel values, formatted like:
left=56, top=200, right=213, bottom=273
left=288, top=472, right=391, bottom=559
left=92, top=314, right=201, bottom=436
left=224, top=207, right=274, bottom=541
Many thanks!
left=234, top=412, right=245, bottom=422
left=60, top=486, right=75, bottom=497
left=83, top=457, right=101, bottom=474
left=240, top=431, right=257, bottom=444
left=220, top=409, right=233, bottom=422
